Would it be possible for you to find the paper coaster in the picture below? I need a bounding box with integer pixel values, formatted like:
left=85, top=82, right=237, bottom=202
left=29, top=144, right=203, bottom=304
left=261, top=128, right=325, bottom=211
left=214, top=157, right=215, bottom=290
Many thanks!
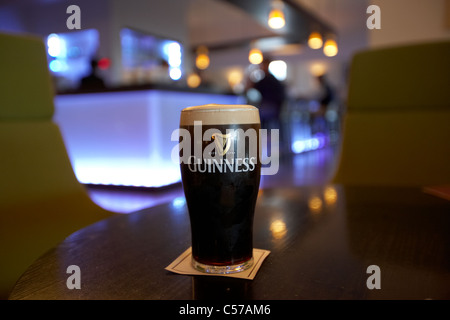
left=165, top=247, right=270, bottom=280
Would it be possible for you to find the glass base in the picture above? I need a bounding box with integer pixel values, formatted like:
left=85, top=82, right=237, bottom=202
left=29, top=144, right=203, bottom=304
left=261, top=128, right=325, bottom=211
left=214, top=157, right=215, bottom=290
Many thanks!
left=192, top=257, right=254, bottom=274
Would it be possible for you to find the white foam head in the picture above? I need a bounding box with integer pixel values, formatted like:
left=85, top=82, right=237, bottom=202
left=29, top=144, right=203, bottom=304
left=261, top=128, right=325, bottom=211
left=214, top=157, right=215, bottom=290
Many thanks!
left=180, top=104, right=260, bottom=126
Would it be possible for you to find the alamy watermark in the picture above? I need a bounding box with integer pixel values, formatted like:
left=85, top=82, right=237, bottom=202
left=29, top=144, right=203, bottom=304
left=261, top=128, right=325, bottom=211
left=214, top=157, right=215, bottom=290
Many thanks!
left=66, top=265, right=81, bottom=289
left=366, top=265, right=381, bottom=290
left=367, top=5, right=381, bottom=29
left=66, top=5, right=81, bottom=30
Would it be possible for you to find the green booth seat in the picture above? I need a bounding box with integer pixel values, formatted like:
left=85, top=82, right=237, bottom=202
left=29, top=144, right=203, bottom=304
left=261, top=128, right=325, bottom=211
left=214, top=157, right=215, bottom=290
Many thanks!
left=332, top=41, right=450, bottom=186
left=0, top=32, right=115, bottom=299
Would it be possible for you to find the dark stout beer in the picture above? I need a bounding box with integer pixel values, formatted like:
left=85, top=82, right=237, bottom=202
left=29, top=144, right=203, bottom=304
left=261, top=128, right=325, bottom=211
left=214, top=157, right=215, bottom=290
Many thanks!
left=179, top=104, right=261, bottom=273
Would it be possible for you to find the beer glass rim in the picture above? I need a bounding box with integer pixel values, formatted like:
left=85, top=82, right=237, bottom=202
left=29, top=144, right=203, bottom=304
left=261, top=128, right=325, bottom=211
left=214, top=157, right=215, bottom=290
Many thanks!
left=181, top=104, right=257, bottom=113
left=180, top=104, right=260, bottom=126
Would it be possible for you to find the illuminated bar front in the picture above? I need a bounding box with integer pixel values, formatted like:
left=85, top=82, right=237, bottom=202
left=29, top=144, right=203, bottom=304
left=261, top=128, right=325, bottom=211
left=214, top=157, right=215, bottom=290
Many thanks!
left=54, top=89, right=245, bottom=188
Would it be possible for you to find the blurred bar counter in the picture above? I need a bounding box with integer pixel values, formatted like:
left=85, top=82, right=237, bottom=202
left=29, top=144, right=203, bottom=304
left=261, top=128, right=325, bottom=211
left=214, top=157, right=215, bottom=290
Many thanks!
left=54, top=85, right=245, bottom=188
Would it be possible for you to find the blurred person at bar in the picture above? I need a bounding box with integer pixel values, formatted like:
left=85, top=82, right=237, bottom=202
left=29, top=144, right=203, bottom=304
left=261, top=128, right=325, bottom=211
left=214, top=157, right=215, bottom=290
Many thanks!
left=79, top=58, right=106, bottom=91
left=317, top=74, right=334, bottom=114
left=247, top=57, right=286, bottom=131
left=310, top=73, right=335, bottom=134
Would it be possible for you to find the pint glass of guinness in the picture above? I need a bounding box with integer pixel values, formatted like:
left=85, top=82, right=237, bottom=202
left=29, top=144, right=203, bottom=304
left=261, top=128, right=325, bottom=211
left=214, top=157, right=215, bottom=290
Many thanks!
left=179, top=104, right=261, bottom=274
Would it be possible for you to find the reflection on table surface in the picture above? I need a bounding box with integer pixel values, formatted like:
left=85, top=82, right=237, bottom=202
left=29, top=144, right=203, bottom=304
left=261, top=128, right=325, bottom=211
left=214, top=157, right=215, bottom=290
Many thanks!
left=10, top=185, right=450, bottom=300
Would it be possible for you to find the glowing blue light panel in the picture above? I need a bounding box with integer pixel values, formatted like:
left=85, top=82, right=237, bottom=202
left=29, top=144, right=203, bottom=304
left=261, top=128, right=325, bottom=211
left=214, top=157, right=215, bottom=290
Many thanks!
left=46, top=29, right=99, bottom=88
left=120, top=28, right=183, bottom=82
left=54, top=89, right=245, bottom=188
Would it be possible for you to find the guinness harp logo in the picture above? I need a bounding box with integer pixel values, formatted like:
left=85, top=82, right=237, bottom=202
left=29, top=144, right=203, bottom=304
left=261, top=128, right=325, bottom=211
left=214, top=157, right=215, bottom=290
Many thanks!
left=212, top=132, right=234, bottom=156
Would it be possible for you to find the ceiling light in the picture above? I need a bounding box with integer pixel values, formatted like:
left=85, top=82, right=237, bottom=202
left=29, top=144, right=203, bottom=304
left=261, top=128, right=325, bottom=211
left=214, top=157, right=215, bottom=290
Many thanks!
left=308, top=32, right=323, bottom=49
left=195, top=46, right=210, bottom=70
left=249, top=47, right=263, bottom=65
left=268, top=1, right=285, bottom=30
left=323, top=38, right=338, bottom=57
left=187, top=73, right=201, bottom=88
left=309, top=62, right=326, bottom=77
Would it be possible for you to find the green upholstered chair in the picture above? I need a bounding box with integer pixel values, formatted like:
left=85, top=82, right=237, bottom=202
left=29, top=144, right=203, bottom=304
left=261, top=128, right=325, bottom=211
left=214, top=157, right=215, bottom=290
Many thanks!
left=0, top=33, right=115, bottom=299
left=332, top=41, right=450, bottom=186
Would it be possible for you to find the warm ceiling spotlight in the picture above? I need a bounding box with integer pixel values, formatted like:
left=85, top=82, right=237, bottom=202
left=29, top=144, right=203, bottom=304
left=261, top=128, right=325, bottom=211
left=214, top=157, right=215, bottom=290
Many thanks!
left=249, top=47, right=263, bottom=65
left=309, top=62, right=326, bottom=77
left=227, top=69, right=243, bottom=87
left=187, top=73, right=201, bottom=88
left=323, top=38, right=338, bottom=57
left=196, top=54, right=209, bottom=70
left=268, top=1, right=285, bottom=30
left=195, top=46, right=210, bottom=70
left=308, top=32, right=323, bottom=49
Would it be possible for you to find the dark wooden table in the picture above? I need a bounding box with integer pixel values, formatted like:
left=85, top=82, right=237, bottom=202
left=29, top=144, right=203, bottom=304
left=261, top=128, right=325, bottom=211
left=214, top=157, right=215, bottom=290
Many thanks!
left=9, top=185, right=450, bottom=300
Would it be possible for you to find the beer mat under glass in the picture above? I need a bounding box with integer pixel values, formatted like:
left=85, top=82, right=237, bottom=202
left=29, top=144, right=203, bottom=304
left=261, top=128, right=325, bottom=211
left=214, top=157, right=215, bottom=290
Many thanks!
left=165, top=247, right=270, bottom=280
